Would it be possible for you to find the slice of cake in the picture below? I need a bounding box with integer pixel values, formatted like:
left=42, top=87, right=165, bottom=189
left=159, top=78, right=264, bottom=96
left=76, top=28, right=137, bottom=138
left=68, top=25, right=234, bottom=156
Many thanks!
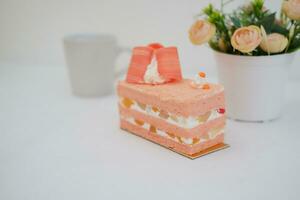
left=117, top=43, right=228, bottom=158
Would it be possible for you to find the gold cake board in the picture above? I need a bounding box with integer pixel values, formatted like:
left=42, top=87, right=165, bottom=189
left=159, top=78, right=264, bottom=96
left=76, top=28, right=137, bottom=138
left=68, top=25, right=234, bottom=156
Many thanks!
left=122, top=128, right=230, bottom=160
left=172, top=143, right=229, bottom=159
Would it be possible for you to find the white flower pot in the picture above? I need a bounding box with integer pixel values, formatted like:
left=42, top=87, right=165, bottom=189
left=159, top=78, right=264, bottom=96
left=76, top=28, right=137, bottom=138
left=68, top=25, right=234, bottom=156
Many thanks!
left=214, top=51, right=296, bottom=122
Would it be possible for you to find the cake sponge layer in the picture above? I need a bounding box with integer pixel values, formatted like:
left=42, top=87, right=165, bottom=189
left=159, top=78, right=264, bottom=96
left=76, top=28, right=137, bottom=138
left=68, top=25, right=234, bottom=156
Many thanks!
left=120, top=119, right=224, bottom=155
left=117, top=79, right=225, bottom=117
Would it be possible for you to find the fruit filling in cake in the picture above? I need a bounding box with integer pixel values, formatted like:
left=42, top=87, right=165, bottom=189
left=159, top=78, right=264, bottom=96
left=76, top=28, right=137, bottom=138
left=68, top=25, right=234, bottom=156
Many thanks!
left=117, top=43, right=227, bottom=156
left=120, top=116, right=224, bottom=146
left=119, top=96, right=225, bottom=128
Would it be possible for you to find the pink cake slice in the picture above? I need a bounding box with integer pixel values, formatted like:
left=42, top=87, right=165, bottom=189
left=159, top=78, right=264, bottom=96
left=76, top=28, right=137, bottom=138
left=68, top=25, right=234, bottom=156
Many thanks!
left=117, top=79, right=226, bottom=156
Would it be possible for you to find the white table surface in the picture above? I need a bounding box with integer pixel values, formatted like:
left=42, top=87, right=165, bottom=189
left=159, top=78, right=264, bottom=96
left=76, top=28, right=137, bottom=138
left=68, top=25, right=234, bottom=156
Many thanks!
left=1, top=65, right=300, bottom=200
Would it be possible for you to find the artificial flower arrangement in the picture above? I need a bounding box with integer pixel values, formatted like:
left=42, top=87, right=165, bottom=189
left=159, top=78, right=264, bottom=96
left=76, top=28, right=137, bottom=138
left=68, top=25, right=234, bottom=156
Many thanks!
left=189, top=0, right=300, bottom=55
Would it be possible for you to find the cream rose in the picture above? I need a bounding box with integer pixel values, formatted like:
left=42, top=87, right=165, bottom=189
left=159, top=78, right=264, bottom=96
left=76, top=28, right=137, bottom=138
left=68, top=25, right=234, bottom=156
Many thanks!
left=282, top=0, right=300, bottom=20
left=189, top=20, right=216, bottom=45
left=260, top=33, right=288, bottom=53
left=231, top=25, right=262, bottom=53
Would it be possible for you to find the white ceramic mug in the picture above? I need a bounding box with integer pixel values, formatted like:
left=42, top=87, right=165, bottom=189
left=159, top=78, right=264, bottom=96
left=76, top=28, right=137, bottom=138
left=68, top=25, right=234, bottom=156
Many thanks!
left=63, top=33, right=130, bottom=97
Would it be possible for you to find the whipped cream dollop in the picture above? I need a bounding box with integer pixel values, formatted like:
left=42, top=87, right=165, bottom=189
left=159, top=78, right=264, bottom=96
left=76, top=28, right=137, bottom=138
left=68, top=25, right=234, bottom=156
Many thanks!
left=190, top=72, right=210, bottom=89
left=193, top=73, right=206, bottom=85
left=143, top=55, right=165, bottom=84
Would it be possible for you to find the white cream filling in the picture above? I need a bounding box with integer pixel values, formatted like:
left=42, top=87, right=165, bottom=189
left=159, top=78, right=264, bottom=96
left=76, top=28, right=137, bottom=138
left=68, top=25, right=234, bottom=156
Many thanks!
left=143, top=55, right=165, bottom=84
left=119, top=97, right=223, bottom=129
left=193, top=74, right=207, bottom=85
left=122, top=116, right=223, bottom=145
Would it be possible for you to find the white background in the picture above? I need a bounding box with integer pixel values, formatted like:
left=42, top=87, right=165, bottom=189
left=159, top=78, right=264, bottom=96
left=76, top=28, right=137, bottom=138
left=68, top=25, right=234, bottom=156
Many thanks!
left=0, top=1, right=300, bottom=200
left=1, top=66, right=299, bottom=200
left=0, top=0, right=298, bottom=77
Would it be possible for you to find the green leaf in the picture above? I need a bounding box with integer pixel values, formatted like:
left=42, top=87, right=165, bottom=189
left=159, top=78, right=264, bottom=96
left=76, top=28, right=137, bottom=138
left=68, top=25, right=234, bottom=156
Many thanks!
left=253, top=47, right=268, bottom=56
left=252, top=0, right=264, bottom=10
left=230, top=16, right=241, bottom=28
left=288, top=37, right=300, bottom=52
left=208, top=41, right=219, bottom=51
left=271, top=24, right=289, bottom=36
left=257, top=13, right=275, bottom=33
left=251, top=0, right=265, bottom=18
left=203, top=4, right=214, bottom=15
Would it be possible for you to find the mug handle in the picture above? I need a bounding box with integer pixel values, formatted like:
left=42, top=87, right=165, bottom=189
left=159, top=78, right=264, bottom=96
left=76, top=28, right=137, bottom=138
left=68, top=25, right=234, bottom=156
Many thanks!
left=114, top=46, right=132, bottom=78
